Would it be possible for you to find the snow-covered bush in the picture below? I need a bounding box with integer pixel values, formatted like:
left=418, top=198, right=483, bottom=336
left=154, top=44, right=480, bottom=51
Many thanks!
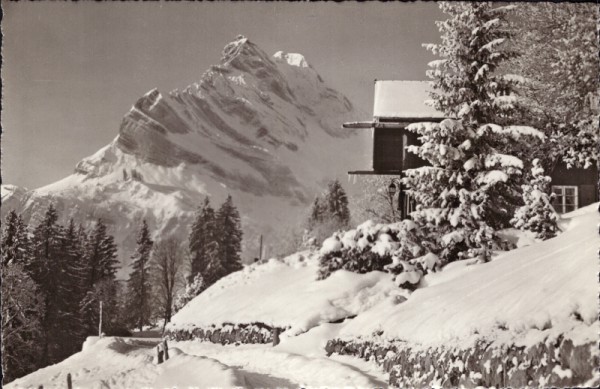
left=317, top=220, right=438, bottom=289
left=510, top=159, right=558, bottom=239
left=173, top=273, right=204, bottom=313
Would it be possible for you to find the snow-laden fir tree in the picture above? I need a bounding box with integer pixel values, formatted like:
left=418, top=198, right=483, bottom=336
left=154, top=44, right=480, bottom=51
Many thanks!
left=510, top=159, right=558, bottom=240
left=1, top=210, right=30, bottom=266
left=215, top=195, right=243, bottom=276
left=188, top=197, right=218, bottom=284
left=126, top=220, right=154, bottom=332
left=404, top=2, right=544, bottom=263
left=173, top=273, right=204, bottom=313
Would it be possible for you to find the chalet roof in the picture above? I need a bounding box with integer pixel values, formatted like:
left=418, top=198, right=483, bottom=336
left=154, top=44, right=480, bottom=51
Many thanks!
left=373, top=80, right=445, bottom=119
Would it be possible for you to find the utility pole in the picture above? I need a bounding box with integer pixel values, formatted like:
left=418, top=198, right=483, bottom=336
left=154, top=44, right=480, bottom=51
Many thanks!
left=258, top=235, right=263, bottom=261
left=98, top=301, right=103, bottom=337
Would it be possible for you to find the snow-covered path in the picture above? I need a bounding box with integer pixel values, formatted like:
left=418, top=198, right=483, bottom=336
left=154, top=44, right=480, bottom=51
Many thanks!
left=6, top=330, right=388, bottom=389
left=175, top=341, right=388, bottom=388
left=171, top=322, right=388, bottom=388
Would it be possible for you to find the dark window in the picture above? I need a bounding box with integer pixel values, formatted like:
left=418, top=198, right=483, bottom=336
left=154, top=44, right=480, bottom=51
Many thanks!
left=373, top=128, right=403, bottom=172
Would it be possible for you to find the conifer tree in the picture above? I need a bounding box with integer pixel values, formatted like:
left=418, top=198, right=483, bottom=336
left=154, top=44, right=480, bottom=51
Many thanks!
left=1, top=210, right=30, bottom=266
left=306, top=180, right=352, bottom=244
left=188, top=197, right=218, bottom=283
left=215, top=195, right=243, bottom=276
left=1, top=262, right=43, bottom=383
left=307, top=197, right=325, bottom=228
left=80, top=219, right=119, bottom=335
left=324, top=179, right=351, bottom=227
left=126, top=220, right=154, bottom=331
left=28, top=204, right=66, bottom=365
left=59, top=219, right=89, bottom=350
left=405, top=2, right=544, bottom=262
left=510, top=159, right=558, bottom=240
left=84, top=219, right=119, bottom=288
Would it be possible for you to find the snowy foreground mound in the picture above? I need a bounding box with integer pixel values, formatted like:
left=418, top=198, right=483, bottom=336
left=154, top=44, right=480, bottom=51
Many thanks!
left=340, top=203, right=599, bottom=348
left=5, top=337, right=246, bottom=389
left=168, top=253, right=401, bottom=335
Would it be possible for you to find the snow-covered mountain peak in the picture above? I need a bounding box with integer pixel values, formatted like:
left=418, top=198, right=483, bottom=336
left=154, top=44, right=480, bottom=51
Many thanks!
left=2, top=37, right=370, bottom=276
left=220, top=36, right=272, bottom=69
left=273, top=51, right=310, bottom=68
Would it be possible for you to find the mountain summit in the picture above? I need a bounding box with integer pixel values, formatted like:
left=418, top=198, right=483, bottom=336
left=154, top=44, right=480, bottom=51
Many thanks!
left=2, top=37, right=369, bottom=275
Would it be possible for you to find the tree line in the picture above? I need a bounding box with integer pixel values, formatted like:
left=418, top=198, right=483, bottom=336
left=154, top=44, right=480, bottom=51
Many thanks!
left=1, top=195, right=243, bottom=383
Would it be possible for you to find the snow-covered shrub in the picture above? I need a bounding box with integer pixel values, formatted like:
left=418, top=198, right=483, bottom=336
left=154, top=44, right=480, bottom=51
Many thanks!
left=317, top=220, right=437, bottom=289
left=173, top=273, right=204, bottom=313
left=510, top=159, right=558, bottom=239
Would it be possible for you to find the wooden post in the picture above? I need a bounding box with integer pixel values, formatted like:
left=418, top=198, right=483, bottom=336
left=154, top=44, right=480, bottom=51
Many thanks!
left=156, top=344, right=164, bottom=364
left=67, top=373, right=72, bottom=389
left=98, top=300, right=103, bottom=337
left=272, top=328, right=280, bottom=347
left=163, top=339, right=169, bottom=361
left=258, top=235, right=263, bottom=261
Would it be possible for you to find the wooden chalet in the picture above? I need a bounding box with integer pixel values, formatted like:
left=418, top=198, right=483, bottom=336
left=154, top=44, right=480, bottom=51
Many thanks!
left=345, top=80, right=598, bottom=218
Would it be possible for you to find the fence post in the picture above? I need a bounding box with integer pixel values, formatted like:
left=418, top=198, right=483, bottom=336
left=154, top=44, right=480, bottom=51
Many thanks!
left=163, top=339, right=169, bottom=361
left=272, top=328, right=280, bottom=346
left=67, top=373, right=72, bottom=389
left=156, top=344, right=164, bottom=364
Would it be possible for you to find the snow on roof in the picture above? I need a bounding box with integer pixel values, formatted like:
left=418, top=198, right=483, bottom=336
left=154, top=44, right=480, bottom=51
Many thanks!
left=373, top=80, right=445, bottom=119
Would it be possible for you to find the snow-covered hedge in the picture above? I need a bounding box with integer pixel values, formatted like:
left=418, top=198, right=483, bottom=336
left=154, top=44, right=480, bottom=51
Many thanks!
left=326, top=337, right=599, bottom=388
left=317, top=220, right=440, bottom=289
left=165, top=322, right=284, bottom=345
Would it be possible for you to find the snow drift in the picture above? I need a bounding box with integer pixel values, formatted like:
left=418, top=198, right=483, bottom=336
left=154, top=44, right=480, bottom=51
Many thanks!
left=339, top=203, right=599, bottom=348
left=167, top=252, right=402, bottom=335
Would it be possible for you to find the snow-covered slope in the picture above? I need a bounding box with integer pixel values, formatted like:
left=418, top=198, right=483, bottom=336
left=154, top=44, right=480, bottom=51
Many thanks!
left=339, top=203, right=599, bottom=348
left=168, top=252, right=402, bottom=335
left=1, top=36, right=370, bottom=276
left=170, top=203, right=599, bottom=349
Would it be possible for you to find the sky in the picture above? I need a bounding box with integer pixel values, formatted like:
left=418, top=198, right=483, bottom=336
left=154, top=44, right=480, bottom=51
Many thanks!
left=2, top=1, right=443, bottom=189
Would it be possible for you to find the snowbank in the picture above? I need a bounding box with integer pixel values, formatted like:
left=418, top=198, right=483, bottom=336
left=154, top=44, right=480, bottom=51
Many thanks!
left=339, top=203, right=599, bottom=348
left=5, top=337, right=245, bottom=389
left=167, top=252, right=400, bottom=335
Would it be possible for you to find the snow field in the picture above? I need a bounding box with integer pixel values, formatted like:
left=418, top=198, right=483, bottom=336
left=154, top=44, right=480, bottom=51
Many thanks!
left=168, top=252, right=401, bottom=335
left=340, top=203, right=599, bottom=348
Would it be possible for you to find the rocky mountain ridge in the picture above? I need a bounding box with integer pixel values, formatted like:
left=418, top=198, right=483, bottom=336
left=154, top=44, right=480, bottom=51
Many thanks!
left=1, top=36, right=370, bottom=276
